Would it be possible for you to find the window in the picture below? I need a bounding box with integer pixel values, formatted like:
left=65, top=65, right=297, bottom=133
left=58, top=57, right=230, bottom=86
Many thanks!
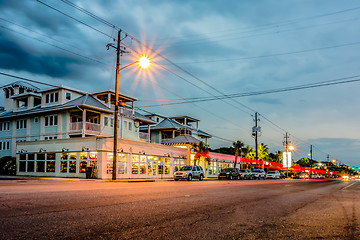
left=66, top=92, right=71, bottom=100
left=34, top=117, right=39, bottom=123
left=46, top=153, right=55, bottom=172
left=27, top=154, right=35, bottom=172
left=0, top=141, right=10, bottom=151
left=4, top=89, right=9, bottom=98
left=129, top=122, right=132, bottom=131
left=110, top=118, right=114, bottom=127
left=45, top=115, right=58, bottom=126
left=44, top=136, right=57, bottom=140
left=104, top=117, right=108, bottom=126
left=0, top=122, right=10, bottom=131
left=16, top=119, right=27, bottom=129
left=45, top=92, right=59, bottom=104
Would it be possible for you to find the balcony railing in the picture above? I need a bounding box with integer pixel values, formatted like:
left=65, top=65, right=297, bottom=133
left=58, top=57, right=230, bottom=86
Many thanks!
left=139, top=132, right=149, bottom=142
left=109, top=105, right=134, bottom=117
left=69, top=122, right=101, bottom=133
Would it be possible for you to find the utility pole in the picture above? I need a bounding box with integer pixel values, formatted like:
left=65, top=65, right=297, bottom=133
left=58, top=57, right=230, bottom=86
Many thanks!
left=107, top=30, right=127, bottom=181
left=284, top=132, right=289, bottom=178
left=310, top=144, right=313, bottom=165
left=327, top=154, right=330, bottom=167
left=255, top=112, right=258, bottom=161
left=112, top=30, right=121, bottom=181
left=252, top=112, right=261, bottom=163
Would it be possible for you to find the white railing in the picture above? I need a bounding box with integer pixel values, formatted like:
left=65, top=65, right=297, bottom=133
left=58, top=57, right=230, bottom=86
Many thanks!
left=69, top=122, right=100, bottom=132
left=139, top=132, right=149, bottom=142
left=70, top=122, right=82, bottom=131
left=109, top=104, right=134, bottom=117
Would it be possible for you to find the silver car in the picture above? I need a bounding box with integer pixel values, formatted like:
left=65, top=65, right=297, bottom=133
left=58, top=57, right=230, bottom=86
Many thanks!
left=251, top=169, right=266, bottom=179
left=174, top=166, right=204, bottom=181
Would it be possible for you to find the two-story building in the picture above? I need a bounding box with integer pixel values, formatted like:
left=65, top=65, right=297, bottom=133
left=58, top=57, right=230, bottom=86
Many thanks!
left=0, top=81, right=236, bottom=179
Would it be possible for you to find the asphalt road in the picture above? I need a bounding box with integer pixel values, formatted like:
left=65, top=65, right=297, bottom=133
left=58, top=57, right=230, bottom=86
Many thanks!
left=0, top=178, right=359, bottom=240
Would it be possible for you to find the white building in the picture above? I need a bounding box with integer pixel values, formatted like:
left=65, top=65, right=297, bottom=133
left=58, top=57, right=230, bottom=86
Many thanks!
left=0, top=81, right=235, bottom=179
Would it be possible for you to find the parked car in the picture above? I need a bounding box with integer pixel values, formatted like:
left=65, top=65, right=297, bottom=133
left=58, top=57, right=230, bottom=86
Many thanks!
left=218, top=168, right=240, bottom=180
left=310, top=173, right=321, bottom=179
left=298, top=172, right=310, bottom=179
left=239, top=169, right=252, bottom=179
left=251, top=169, right=266, bottom=179
left=173, top=166, right=204, bottom=181
left=266, top=170, right=281, bottom=179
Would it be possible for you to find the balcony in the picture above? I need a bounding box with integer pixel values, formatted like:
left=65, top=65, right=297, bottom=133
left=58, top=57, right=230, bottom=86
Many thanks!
left=139, top=132, right=150, bottom=142
left=69, top=122, right=101, bottom=135
left=109, top=105, right=134, bottom=117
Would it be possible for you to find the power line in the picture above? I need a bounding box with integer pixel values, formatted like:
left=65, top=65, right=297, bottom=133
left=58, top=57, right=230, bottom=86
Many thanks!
left=0, top=17, right=116, bottom=65
left=0, top=25, right=114, bottom=68
left=0, top=72, right=59, bottom=88
left=137, top=75, right=360, bottom=107
left=152, top=5, right=360, bottom=44
left=36, top=0, right=337, bottom=160
left=174, top=40, right=360, bottom=65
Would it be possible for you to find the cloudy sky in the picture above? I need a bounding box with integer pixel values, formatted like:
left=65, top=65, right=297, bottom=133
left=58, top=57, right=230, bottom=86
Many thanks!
left=1, top=0, right=360, bottom=166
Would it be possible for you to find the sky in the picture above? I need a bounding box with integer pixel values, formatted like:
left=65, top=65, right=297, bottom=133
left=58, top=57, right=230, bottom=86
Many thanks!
left=1, top=0, right=360, bottom=166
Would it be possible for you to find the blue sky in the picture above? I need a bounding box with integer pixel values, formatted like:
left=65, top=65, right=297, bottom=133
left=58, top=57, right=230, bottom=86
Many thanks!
left=1, top=0, right=360, bottom=166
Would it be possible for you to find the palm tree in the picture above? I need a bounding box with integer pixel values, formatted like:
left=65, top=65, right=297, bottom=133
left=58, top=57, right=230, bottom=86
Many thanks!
left=257, top=143, right=269, bottom=160
left=243, top=146, right=255, bottom=159
left=233, top=140, right=244, bottom=168
left=191, top=141, right=210, bottom=166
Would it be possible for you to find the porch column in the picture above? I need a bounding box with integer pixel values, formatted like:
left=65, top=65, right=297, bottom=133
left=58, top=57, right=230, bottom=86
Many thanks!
left=147, top=124, right=150, bottom=142
left=82, top=109, right=86, bottom=138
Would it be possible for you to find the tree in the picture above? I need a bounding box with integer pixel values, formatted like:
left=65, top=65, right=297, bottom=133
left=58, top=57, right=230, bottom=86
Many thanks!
left=0, top=156, right=16, bottom=175
left=269, top=150, right=282, bottom=163
left=257, top=143, right=269, bottom=160
left=191, top=141, right=210, bottom=165
left=233, top=140, right=244, bottom=168
left=243, top=146, right=255, bottom=159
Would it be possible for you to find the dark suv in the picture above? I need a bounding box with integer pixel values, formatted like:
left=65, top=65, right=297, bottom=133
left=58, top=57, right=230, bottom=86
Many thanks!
left=173, top=166, right=204, bottom=181
left=218, top=168, right=240, bottom=180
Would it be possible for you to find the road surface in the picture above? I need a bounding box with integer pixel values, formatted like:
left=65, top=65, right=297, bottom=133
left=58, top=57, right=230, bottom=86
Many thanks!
left=0, top=178, right=359, bottom=239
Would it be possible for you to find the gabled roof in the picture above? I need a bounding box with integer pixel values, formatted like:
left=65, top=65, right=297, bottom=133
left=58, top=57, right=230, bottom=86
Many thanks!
left=61, top=94, right=112, bottom=112
left=91, top=89, right=137, bottom=102
left=1, top=81, right=40, bottom=92
left=10, top=92, right=42, bottom=99
left=0, top=95, right=113, bottom=119
left=162, top=134, right=200, bottom=145
left=149, top=118, right=191, bottom=130
left=133, top=112, right=156, bottom=124
left=38, top=85, right=87, bottom=95
left=196, top=129, right=212, bottom=138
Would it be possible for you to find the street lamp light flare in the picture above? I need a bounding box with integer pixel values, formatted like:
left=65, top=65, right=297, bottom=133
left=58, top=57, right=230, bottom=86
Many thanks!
left=288, top=145, right=295, bottom=151
left=139, top=56, right=150, bottom=69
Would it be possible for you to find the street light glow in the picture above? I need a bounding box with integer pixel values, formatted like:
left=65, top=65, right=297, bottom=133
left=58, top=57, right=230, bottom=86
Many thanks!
left=139, top=56, right=150, bottom=69
left=288, top=145, right=295, bottom=151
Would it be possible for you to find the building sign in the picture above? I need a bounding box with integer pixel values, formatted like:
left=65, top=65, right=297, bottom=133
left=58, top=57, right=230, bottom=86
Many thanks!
left=89, top=151, right=97, bottom=160
left=282, top=152, right=292, bottom=168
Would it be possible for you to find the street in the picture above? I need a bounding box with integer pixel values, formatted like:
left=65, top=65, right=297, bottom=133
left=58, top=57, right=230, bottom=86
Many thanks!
left=0, top=179, right=359, bottom=239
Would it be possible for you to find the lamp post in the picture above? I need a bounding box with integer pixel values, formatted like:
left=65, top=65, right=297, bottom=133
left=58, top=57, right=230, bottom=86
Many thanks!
left=109, top=30, right=150, bottom=180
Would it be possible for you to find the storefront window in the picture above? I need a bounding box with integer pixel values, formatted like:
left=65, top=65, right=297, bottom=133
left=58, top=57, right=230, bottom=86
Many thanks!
left=80, top=152, right=88, bottom=160
left=47, top=161, right=55, bottom=172
left=20, top=154, right=26, bottom=160
left=37, top=153, right=45, bottom=160
left=139, top=163, right=146, bottom=174
left=27, top=154, right=35, bottom=172
left=69, top=152, right=76, bottom=160
left=36, top=161, right=45, bottom=172
left=61, top=161, right=67, bottom=173
left=61, top=153, right=68, bottom=160
left=118, top=153, right=127, bottom=174
left=80, top=161, right=87, bottom=173
left=69, top=161, right=76, bottom=173
left=19, top=161, right=26, bottom=172
left=132, top=163, right=138, bottom=174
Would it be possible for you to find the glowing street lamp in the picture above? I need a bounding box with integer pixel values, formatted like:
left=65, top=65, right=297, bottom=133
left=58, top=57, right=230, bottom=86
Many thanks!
left=110, top=30, right=151, bottom=180
left=288, top=145, right=295, bottom=151
left=138, top=56, right=151, bottom=69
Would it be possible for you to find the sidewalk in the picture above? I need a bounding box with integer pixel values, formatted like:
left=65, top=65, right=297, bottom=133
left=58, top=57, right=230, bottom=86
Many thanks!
left=0, top=175, right=218, bottom=182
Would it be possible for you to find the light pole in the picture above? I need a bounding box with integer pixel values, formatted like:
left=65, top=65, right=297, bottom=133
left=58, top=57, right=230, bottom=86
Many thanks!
left=108, top=30, right=150, bottom=180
